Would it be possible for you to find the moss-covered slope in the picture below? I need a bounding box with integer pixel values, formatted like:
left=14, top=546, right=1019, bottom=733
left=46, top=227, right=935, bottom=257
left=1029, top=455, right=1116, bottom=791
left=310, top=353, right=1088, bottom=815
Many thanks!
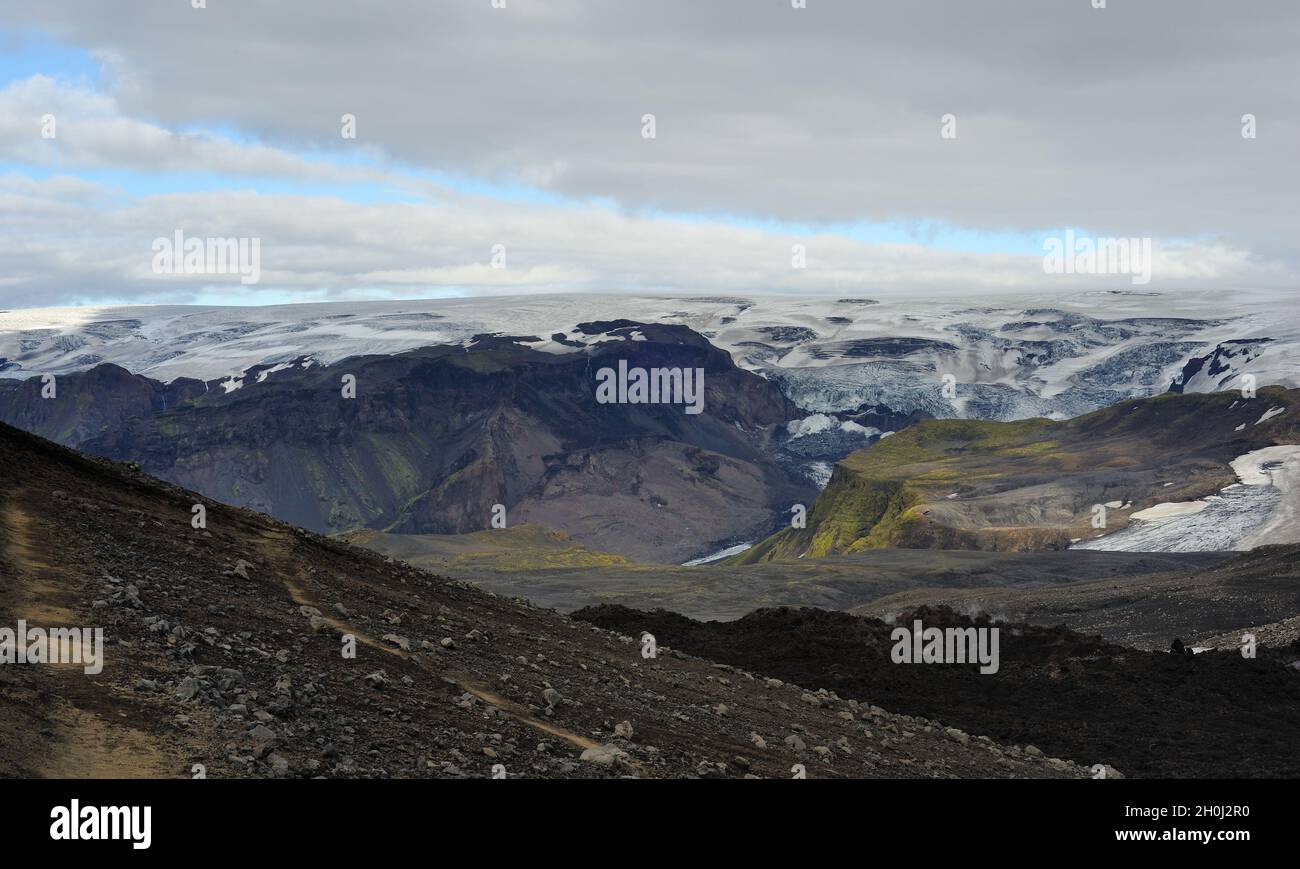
left=734, top=387, right=1300, bottom=562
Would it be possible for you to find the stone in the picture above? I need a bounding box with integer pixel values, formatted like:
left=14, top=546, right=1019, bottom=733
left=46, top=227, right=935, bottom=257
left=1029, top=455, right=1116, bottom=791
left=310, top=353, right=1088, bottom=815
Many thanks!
left=381, top=633, right=411, bottom=651
left=579, top=744, right=629, bottom=767
left=266, top=753, right=290, bottom=776
left=944, top=727, right=970, bottom=745
left=248, top=724, right=277, bottom=759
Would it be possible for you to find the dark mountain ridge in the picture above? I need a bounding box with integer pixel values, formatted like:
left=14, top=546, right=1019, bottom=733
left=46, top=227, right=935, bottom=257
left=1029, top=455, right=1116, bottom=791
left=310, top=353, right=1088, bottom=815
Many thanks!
left=0, top=323, right=812, bottom=563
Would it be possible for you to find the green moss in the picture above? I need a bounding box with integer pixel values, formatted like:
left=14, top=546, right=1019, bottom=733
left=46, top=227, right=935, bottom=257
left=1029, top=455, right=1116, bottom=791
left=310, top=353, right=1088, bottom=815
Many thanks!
left=361, top=434, right=423, bottom=499
left=732, top=388, right=1300, bottom=562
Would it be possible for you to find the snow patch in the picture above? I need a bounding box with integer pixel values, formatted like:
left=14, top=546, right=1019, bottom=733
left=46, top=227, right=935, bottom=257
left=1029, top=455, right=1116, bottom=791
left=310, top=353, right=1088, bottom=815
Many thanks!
left=1076, top=444, right=1300, bottom=551
left=1255, top=406, right=1285, bottom=425
left=682, top=541, right=754, bottom=566
left=786, top=413, right=880, bottom=440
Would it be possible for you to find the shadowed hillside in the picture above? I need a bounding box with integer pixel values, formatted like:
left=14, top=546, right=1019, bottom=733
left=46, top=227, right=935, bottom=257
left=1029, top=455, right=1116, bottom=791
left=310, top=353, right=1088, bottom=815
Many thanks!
left=0, top=323, right=812, bottom=564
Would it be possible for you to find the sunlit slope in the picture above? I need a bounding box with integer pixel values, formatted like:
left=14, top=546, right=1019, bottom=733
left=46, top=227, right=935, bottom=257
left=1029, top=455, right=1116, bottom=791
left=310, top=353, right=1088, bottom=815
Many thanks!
left=735, top=387, right=1300, bottom=562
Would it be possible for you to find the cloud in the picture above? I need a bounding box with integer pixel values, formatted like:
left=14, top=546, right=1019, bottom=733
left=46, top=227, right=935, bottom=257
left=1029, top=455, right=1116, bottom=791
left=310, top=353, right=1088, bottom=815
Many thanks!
left=4, top=1, right=1296, bottom=243
left=0, top=167, right=1286, bottom=308
left=0, top=0, right=1295, bottom=306
left=0, top=75, right=392, bottom=185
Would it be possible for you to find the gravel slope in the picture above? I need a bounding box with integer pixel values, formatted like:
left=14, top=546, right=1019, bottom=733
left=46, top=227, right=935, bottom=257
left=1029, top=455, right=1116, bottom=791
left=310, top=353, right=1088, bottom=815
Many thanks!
left=0, top=422, right=1081, bottom=779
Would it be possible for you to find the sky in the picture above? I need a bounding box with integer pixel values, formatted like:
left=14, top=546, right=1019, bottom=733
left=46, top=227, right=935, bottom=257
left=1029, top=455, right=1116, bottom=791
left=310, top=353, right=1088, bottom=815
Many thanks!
left=0, top=0, right=1295, bottom=309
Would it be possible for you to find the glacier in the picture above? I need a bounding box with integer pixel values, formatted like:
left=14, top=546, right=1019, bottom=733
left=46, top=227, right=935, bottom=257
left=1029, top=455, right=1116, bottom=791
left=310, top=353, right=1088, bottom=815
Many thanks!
left=2, top=288, right=1297, bottom=428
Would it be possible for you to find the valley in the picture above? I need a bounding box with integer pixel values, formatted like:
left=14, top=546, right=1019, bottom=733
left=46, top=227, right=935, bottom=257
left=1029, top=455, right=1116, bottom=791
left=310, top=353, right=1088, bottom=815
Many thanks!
left=3, top=291, right=1300, bottom=781
left=0, top=420, right=1089, bottom=780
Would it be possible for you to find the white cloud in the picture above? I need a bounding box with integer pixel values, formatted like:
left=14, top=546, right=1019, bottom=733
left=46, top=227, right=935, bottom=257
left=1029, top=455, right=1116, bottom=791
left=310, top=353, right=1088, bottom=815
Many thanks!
left=0, top=76, right=392, bottom=185
left=0, top=165, right=1287, bottom=308
left=0, top=0, right=1297, bottom=308
left=4, top=0, right=1295, bottom=251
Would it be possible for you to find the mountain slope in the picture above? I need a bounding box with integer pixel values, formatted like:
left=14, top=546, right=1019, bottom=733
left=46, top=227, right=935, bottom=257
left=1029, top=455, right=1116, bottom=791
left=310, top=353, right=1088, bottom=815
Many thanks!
left=0, top=421, right=1081, bottom=779
left=735, top=387, right=1300, bottom=561
left=574, top=602, right=1300, bottom=778
left=0, top=324, right=812, bottom=563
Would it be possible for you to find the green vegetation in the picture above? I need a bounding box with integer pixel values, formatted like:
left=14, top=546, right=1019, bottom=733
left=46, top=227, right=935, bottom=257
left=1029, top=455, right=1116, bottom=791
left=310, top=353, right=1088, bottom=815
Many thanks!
left=735, top=387, right=1300, bottom=563
left=345, top=523, right=633, bottom=571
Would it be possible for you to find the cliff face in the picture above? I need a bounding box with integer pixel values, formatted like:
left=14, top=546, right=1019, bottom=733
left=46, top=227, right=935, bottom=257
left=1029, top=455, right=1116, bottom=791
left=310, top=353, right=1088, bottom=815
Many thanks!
left=0, top=363, right=206, bottom=445
left=734, top=387, right=1300, bottom=562
left=0, top=323, right=811, bottom=563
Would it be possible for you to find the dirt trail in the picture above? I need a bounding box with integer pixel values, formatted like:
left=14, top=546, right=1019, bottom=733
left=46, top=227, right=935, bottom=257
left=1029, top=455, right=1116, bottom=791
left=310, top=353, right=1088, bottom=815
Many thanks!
left=1, top=492, right=177, bottom=778
left=273, top=539, right=602, bottom=755
left=2, top=497, right=79, bottom=625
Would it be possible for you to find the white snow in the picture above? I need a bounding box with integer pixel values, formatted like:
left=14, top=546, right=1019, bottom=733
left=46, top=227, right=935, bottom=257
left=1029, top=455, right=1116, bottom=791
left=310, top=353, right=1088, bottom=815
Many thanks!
left=805, top=461, right=834, bottom=488
left=786, top=414, right=836, bottom=437
left=785, top=413, right=879, bottom=440
left=682, top=541, right=755, bottom=566
left=1077, top=444, right=1300, bottom=551
left=1255, top=406, right=1285, bottom=425
left=2, top=291, right=1296, bottom=426
left=1232, top=445, right=1300, bottom=549
left=1129, top=501, right=1210, bottom=523
left=841, top=420, right=878, bottom=436
left=255, top=362, right=294, bottom=383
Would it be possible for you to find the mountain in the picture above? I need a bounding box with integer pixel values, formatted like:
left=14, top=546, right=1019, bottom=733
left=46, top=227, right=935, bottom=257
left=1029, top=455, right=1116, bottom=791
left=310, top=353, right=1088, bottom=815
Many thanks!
left=0, top=323, right=812, bottom=564
left=734, top=387, right=1300, bottom=561
left=0, top=420, right=1083, bottom=779
left=4, top=290, right=1297, bottom=563
left=3, top=290, right=1296, bottom=428
left=0, top=363, right=206, bottom=445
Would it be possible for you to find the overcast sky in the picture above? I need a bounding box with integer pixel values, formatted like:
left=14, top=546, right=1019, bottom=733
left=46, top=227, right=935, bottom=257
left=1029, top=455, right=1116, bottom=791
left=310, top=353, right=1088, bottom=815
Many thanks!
left=0, top=0, right=1295, bottom=308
